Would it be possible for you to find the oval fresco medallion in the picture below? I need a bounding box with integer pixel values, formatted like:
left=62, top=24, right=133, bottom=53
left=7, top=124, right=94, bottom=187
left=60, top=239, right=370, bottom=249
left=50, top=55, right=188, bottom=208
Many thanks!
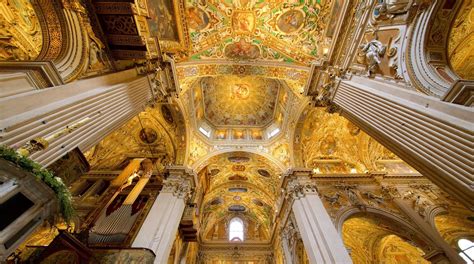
left=209, top=197, right=223, bottom=206
left=161, top=105, right=174, bottom=124
left=186, top=7, right=209, bottom=31
left=257, top=169, right=271, bottom=177
left=229, top=187, right=248, bottom=193
left=228, top=204, right=246, bottom=212
left=139, top=128, right=158, bottom=144
left=277, top=9, right=305, bottom=34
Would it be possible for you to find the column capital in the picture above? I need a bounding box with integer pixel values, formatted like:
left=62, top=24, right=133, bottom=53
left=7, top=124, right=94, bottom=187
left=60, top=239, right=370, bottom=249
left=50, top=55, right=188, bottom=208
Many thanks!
left=162, top=166, right=196, bottom=200
left=282, top=168, right=318, bottom=200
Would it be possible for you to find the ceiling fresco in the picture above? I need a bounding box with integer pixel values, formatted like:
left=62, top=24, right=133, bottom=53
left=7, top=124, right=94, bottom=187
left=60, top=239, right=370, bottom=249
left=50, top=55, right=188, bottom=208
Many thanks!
left=197, top=75, right=280, bottom=127
left=84, top=105, right=186, bottom=170
left=199, top=152, right=281, bottom=242
left=179, top=0, right=333, bottom=65
left=342, top=216, right=430, bottom=264
left=448, top=0, right=474, bottom=80
left=176, top=62, right=310, bottom=96
left=294, top=107, right=417, bottom=174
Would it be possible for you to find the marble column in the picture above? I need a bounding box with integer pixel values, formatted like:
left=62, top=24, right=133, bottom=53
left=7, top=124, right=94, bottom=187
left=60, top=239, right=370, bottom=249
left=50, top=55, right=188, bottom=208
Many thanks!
left=0, top=68, right=153, bottom=166
left=132, top=166, right=195, bottom=264
left=284, top=168, right=352, bottom=264
left=333, top=76, right=474, bottom=209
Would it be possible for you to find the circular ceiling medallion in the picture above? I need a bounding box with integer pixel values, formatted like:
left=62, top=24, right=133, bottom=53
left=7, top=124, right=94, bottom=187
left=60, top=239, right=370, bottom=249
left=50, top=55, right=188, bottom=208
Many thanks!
left=233, top=196, right=241, bottom=201
left=139, top=128, right=158, bottom=144
left=186, top=7, right=210, bottom=31
left=277, top=9, right=305, bottom=34
left=231, top=83, right=250, bottom=99
left=257, top=169, right=271, bottom=177
left=161, top=105, right=174, bottom=124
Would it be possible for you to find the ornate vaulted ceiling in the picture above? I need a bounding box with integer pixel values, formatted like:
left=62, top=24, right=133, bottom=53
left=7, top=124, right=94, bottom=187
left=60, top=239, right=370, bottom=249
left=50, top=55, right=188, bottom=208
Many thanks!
left=294, top=107, right=416, bottom=174
left=200, top=152, right=280, bottom=243
left=180, top=0, right=333, bottom=65
left=84, top=105, right=186, bottom=170
left=198, top=75, right=279, bottom=127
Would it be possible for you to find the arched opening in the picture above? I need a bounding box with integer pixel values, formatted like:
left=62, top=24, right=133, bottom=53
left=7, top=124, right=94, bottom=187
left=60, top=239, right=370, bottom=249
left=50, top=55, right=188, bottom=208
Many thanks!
left=458, top=238, right=474, bottom=263
left=434, top=212, right=474, bottom=263
left=229, top=217, right=244, bottom=242
left=342, top=213, right=430, bottom=264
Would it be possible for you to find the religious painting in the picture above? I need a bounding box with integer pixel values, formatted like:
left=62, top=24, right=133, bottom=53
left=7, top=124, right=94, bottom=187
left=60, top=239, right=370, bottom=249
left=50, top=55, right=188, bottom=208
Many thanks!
left=186, top=6, right=209, bottom=31
left=277, top=9, right=305, bottom=34
left=139, top=128, right=158, bottom=144
left=232, top=11, right=256, bottom=34
left=230, top=83, right=250, bottom=99
left=224, top=39, right=260, bottom=60
left=326, top=0, right=345, bottom=37
left=47, top=147, right=90, bottom=186
left=147, top=0, right=179, bottom=40
left=160, top=105, right=174, bottom=124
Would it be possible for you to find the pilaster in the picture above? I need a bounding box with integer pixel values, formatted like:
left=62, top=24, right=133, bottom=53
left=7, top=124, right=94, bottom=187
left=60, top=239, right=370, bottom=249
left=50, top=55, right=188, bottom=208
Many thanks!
left=333, top=76, right=474, bottom=210
left=282, top=168, right=352, bottom=264
left=132, top=166, right=195, bottom=264
left=0, top=69, right=153, bottom=166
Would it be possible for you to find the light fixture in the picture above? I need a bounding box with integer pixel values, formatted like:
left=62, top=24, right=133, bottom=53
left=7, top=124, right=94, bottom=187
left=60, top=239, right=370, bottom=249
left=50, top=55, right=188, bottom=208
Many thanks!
left=350, top=168, right=357, bottom=174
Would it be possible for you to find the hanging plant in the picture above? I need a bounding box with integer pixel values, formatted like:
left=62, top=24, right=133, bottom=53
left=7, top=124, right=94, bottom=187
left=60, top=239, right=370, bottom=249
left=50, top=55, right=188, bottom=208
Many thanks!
left=0, top=145, right=74, bottom=222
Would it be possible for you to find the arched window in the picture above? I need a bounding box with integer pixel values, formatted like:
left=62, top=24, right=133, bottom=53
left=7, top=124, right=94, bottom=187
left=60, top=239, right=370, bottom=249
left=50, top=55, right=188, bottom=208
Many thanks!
left=458, top=238, right=474, bottom=264
left=229, top=217, right=244, bottom=242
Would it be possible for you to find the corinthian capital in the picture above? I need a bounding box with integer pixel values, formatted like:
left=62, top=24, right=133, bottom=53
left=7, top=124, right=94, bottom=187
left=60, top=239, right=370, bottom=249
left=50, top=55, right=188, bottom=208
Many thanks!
left=282, top=168, right=319, bottom=199
left=162, top=166, right=196, bottom=201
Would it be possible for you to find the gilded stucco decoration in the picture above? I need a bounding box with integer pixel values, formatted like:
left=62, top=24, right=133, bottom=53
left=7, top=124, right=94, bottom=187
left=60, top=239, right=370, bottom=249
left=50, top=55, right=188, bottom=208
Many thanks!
left=0, top=0, right=43, bottom=60
left=434, top=213, right=474, bottom=247
left=343, top=215, right=430, bottom=264
left=181, top=0, right=334, bottom=65
left=294, top=107, right=412, bottom=173
left=448, top=0, right=474, bottom=80
left=198, top=75, right=279, bottom=127
left=176, top=62, right=309, bottom=96
left=84, top=105, right=186, bottom=170
left=199, top=152, right=280, bottom=243
left=187, top=135, right=212, bottom=166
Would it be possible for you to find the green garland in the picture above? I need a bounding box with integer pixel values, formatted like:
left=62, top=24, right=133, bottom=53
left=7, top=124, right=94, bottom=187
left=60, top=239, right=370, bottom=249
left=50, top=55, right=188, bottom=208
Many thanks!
left=0, top=145, right=74, bottom=222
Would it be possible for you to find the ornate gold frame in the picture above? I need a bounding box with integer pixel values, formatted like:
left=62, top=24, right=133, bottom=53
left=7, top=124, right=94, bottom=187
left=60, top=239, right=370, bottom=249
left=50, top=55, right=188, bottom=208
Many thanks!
left=158, top=0, right=190, bottom=54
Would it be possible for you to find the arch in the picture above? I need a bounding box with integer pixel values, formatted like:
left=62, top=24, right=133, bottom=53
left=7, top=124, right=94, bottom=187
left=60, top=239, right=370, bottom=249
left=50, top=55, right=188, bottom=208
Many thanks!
left=190, top=148, right=287, bottom=173
left=335, top=206, right=437, bottom=254
left=406, top=0, right=465, bottom=97
left=228, top=217, right=244, bottom=242
left=338, top=207, right=436, bottom=263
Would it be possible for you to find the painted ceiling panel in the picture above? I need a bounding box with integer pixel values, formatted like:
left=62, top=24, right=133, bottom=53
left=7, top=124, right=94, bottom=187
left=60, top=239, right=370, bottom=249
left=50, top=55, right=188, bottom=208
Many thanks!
left=181, top=0, right=332, bottom=65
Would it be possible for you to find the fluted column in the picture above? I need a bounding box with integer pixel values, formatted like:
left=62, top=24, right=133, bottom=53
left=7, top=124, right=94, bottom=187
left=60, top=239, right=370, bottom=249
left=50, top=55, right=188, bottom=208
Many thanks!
left=333, top=76, right=474, bottom=209
left=132, top=166, right=195, bottom=264
left=0, top=68, right=152, bottom=166
left=283, top=168, right=352, bottom=264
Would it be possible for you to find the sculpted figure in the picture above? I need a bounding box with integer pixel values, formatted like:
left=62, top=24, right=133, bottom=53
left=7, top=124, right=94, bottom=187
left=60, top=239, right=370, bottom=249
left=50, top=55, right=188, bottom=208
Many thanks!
left=375, top=0, right=414, bottom=18
left=359, top=39, right=386, bottom=76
